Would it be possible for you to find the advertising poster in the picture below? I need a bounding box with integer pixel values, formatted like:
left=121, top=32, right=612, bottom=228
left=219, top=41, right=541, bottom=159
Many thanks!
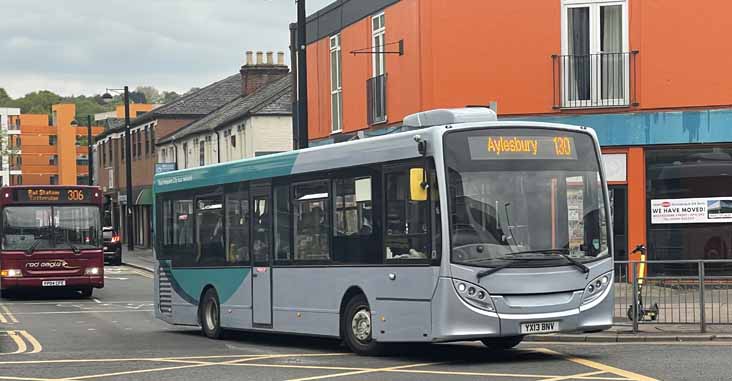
left=651, top=197, right=732, bottom=224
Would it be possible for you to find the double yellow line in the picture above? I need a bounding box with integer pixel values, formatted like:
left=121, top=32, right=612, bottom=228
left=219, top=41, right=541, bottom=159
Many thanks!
left=2, top=330, right=42, bottom=355
left=0, top=304, right=18, bottom=324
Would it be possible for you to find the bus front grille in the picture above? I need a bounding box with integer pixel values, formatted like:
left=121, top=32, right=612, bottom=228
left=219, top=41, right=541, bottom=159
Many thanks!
left=158, top=267, right=173, bottom=315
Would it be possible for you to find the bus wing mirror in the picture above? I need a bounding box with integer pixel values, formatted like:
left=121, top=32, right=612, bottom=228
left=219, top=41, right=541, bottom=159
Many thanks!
left=409, top=168, right=428, bottom=201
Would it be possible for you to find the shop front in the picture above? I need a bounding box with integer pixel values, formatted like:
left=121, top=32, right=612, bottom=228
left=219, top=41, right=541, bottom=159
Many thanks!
left=517, top=108, right=732, bottom=276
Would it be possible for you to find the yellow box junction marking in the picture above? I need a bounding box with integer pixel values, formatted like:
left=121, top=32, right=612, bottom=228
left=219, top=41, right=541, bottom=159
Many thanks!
left=0, top=348, right=658, bottom=381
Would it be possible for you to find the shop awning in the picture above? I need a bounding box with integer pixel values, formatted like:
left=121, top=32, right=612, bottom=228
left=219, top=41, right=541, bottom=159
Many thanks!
left=135, top=188, right=152, bottom=206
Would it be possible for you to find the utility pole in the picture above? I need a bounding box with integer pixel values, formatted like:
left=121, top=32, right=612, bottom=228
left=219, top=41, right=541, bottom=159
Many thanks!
left=123, top=86, right=134, bottom=251
left=296, top=0, right=308, bottom=149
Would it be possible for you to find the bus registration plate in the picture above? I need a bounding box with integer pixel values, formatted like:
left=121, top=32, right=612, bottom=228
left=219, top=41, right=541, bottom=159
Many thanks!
left=42, top=280, right=66, bottom=287
left=521, top=321, right=559, bottom=334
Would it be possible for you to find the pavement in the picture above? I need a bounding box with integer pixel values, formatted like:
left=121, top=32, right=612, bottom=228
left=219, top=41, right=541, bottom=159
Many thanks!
left=122, top=246, right=155, bottom=273
left=1, top=264, right=732, bottom=380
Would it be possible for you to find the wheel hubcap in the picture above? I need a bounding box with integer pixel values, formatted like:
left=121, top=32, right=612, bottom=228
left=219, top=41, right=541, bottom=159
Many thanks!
left=351, top=308, right=371, bottom=342
left=205, top=299, right=218, bottom=331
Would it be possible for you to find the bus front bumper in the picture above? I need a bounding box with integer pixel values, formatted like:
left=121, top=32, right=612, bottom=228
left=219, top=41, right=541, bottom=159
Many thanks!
left=431, top=277, right=613, bottom=342
left=1, top=275, right=104, bottom=290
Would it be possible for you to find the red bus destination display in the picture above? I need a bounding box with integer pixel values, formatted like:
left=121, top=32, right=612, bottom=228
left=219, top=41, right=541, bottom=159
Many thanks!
left=468, top=135, right=577, bottom=160
left=12, top=188, right=93, bottom=203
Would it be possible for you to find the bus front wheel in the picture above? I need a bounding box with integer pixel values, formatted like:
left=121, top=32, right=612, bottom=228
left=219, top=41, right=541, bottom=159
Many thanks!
left=79, top=287, right=93, bottom=298
left=343, top=294, right=385, bottom=356
left=199, top=288, right=224, bottom=339
left=481, top=336, right=523, bottom=350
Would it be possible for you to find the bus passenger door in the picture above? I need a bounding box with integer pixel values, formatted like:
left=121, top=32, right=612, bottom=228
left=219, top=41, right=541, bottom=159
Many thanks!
left=251, top=183, right=272, bottom=326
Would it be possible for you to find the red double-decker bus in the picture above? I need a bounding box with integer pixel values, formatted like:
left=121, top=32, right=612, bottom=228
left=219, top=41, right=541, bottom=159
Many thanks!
left=0, top=186, right=104, bottom=298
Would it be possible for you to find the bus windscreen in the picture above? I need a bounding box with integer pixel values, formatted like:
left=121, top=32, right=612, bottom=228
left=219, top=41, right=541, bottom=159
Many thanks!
left=2, top=206, right=101, bottom=251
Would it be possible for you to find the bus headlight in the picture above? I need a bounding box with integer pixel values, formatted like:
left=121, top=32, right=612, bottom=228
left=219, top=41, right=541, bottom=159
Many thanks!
left=582, top=272, right=612, bottom=305
left=85, top=267, right=101, bottom=276
left=453, top=279, right=495, bottom=312
left=0, top=269, right=23, bottom=278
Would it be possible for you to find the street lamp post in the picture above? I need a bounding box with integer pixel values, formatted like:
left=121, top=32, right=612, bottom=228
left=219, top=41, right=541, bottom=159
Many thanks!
left=102, top=86, right=134, bottom=251
left=87, top=115, right=93, bottom=186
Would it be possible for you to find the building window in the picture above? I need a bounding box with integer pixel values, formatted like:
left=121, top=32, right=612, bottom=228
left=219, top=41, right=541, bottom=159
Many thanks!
left=144, top=127, right=149, bottom=155
left=161, top=149, right=167, bottom=163
left=646, top=147, right=732, bottom=276
left=330, top=34, right=343, bottom=133
left=101, top=142, right=106, bottom=165
left=231, top=134, right=236, bottom=148
left=121, top=138, right=125, bottom=160
left=182, top=143, right=188, bottom=168
left=136, top=131, right=142, bottom=158
left=150, top=127, right=155, bottom=153
left=49, top=155, right=58, bottom=166
left=49, top=135, right=57, bottom=146
left=50, top=175, right=58, bottom=185
left=76, top=155, right=88, bottom=165
left=368, top=12, right=387, bottom=124
left=199, top=140, right=205, bottom=167
left=15, top=136, right=21, bottom=148
left=561, top=0, right=628, bottom=107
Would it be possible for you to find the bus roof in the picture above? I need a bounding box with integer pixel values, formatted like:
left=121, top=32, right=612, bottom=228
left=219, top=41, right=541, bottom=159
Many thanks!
left=153, top=119, right=597, bottom=194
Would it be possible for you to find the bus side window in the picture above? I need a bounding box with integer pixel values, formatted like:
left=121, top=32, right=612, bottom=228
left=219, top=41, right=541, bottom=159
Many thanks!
left=225, top=191, right=250, bottom=265
left=168, top=195, right=194, bottom=266
left=274, top=185, right=291, bottom=262
left=293, top=181, right=330, bottom=262
left=384, top=166, right=430, bottom=262
left=333, top=176, right=379, bottom=264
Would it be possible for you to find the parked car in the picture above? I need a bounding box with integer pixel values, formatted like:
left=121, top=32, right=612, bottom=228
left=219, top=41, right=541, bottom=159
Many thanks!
left=102, top=227, right=122, bottom=265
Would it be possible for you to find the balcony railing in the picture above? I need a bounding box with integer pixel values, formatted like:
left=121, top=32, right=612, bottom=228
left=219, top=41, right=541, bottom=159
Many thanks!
left=367, top=74, right=387, bottom=125
left=552, top=51, right=638, bottom=109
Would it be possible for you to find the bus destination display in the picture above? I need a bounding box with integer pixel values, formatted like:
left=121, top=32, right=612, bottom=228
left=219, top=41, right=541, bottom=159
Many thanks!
left=468, top=135, right=577, bottom=160
left=14, top=188, right=91, bottom=203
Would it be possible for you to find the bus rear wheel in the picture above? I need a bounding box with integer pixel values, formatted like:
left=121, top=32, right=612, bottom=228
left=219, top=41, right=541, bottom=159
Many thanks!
left=481, top=336, right=524, bottom=350
left=200, top=288, right=224, bottom=339
left=343, top=294, right=385, bottom=356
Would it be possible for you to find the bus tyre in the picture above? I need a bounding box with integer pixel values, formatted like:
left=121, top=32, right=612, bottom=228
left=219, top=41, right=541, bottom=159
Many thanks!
left=481, top=336, right=523, bottom=350
left=200, top=289, right=224, bottom=340
left=79, top=287, right=93, bottom=298
left=343, top=295, right=384, bottom=356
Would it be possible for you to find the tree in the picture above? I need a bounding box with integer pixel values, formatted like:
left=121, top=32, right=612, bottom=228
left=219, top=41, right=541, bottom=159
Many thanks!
left=0, top=88, right=12, bottom=105
left=135, top=86, right=160, bottom=103
left=161, top=91, right=180, bottom=104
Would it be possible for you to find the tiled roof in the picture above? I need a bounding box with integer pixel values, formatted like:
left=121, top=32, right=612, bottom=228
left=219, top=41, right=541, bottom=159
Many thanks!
left=95, top=73, right=243, bottom=141
left=157, top=75, right=292, bottom=145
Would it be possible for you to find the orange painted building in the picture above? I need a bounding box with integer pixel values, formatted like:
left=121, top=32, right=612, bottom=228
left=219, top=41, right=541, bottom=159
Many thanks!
left=306, top=0, right=732, bottom=274
left=17, top=104, right=104, bottom=186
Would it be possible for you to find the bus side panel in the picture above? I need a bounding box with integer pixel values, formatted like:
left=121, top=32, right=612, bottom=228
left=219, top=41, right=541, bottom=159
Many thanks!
left=272, top=267, right=438, bottom=341
left=159, top=266, right=253, bottom=327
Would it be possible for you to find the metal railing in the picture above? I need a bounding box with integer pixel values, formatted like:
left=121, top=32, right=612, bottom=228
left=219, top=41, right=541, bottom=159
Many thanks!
left=614, top=259, right=732, bottom=333
left=552, top=51, right=638, bottom=109
left=367, top=74, right=387, bottom=125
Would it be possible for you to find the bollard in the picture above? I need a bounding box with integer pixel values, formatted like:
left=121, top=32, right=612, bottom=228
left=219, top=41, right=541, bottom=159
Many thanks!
left=632, top=261, right=639, bottom=333
left=699, top=261, right=706, bottom=333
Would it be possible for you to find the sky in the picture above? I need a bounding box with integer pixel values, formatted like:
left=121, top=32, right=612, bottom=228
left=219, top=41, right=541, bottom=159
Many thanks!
left=0, top=0, right=333, bottom=98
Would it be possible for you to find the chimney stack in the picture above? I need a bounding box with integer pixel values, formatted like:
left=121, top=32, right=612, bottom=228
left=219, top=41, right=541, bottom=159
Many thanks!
left=240, top=50, right=289, bottom=96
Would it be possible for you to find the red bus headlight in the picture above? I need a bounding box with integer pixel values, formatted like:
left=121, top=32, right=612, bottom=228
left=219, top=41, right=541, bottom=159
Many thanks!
left=1, top=269, right=23, bottom=277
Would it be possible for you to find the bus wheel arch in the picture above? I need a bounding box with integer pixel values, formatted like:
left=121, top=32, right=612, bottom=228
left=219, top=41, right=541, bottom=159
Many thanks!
left=340, top=287, right=385, bottom=355
left=198, top=285, right=224, bottom=339
left=339, top=286, right=367, bottom=338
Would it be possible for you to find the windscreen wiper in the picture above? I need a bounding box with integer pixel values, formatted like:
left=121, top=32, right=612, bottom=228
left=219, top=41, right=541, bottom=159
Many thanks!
left=509, top=248, right=590, bottom=274
left=59, top=236, right=80, bottom=254
left=476, top=261, right=515, bottom=280
left=26, top=239, right=43, bottom=255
